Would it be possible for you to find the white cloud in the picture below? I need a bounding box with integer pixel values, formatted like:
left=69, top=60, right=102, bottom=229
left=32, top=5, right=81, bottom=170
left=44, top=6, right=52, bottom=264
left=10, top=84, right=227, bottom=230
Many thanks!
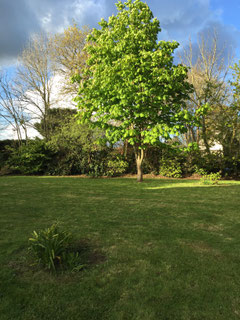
left=0, top=124, right=40, bottom=140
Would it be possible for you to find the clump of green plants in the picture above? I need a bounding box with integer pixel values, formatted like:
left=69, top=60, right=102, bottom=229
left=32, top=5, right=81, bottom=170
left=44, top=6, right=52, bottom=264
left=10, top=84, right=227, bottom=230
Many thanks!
left=106, top=157, right=128, bottom=177
left=159, top=158, right=182, bottom=178
left=28, top=224, right=83, bottom=273
left=200, top=172, right=221, bottom=185
left=193, top=166, right=208, bottom=176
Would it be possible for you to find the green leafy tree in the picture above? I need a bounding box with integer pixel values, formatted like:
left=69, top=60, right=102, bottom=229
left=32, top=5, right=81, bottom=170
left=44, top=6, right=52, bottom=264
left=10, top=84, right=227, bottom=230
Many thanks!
left=75, top=0, right=192, bottom=182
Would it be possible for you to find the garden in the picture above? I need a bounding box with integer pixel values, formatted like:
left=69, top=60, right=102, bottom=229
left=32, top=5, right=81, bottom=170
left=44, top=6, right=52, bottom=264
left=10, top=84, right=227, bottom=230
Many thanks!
left=1, top=0, right=240, bottom=319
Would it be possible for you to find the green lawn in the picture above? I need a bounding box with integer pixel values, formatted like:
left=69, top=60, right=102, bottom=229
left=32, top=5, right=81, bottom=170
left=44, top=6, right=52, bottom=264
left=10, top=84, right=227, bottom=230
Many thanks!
left=1, top=176, right=240, bottom=320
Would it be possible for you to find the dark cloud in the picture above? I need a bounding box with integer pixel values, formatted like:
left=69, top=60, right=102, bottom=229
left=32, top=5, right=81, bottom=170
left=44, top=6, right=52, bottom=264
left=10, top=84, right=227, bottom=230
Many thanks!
left=178, top=21, right=239, bottom=67
left=0, top=0, right=239, bottom=66
left=0, top=0, right=40, bottom=63
left=150, top=0, right=212, bottom=34
left=0, top=0, right=117, bottom=65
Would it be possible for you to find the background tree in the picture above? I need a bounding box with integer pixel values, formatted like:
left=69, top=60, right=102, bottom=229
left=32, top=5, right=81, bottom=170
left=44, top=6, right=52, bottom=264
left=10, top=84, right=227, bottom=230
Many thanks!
left=179, top=30, right=231, bottom=152
left=215, top=60, right=240, bottom=174
left=15, top=34, right=57, bottom=141
left=209, top=104, right=240, bottom=159
left=11, top=26, right=89, bottom=142
left=0, top=71, right=30, bottom=144
left=50, top=24, right=90, bottom=96
left=75, top=0, right=192, bottom=182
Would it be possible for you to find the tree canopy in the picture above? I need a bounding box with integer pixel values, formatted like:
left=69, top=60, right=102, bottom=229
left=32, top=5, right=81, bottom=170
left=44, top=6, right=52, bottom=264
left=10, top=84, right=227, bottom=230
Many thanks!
left=75, top=0, right=192, bottom=181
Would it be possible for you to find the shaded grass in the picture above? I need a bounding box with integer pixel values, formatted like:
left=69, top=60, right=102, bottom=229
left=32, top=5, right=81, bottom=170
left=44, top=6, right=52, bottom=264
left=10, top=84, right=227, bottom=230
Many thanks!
left=1, top=177, right=240, bottom=319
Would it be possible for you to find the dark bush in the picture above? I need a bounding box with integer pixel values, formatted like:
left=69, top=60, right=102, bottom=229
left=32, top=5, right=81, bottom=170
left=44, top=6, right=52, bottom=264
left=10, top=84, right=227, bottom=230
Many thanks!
left=7, top=139, right=54, bottom=175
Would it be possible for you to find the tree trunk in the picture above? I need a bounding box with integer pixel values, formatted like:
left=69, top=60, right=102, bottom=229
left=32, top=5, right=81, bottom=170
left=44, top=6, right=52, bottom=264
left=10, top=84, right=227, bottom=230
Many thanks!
left=202, top=116, right=210, bottom=154
left=135, top=148, right=144, bottom=182
left=123, top=139, right=128, bottom=159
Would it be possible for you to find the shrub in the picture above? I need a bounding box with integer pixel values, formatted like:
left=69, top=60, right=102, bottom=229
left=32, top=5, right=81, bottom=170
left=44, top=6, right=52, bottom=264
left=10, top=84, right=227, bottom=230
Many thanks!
left=159, top=158, right=182, bottom=178
left=88, top=162, right=106, bottom=177
left=28, top=224, right=82, bottom=273
left=142, top=145, right=162, bottom=174
left=106, top=158, right=128, bottom=177
left=7, top=139, right=53, bottom=175
left=0, top=165, right=13, bottom=176
left=46, top=120, right=110, bottom=176
left=193, top=166, right=208, bottom=176
left=200, top=172, right=221, bottom=185
left=0, top=140, right=17, bottom=171
left=222, top=156, right=240, bottom=178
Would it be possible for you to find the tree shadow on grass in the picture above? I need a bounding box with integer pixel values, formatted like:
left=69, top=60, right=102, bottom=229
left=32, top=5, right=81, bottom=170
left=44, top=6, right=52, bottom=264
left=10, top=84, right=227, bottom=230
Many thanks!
left=68, top=238, right=106, bottom=267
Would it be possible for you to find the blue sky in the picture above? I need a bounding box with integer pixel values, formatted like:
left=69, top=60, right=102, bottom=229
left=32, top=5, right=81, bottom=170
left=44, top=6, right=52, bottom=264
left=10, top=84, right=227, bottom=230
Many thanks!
left=0, top=0, right=240, bottom=68
left=211, top=0, right=240, bottom=28
left=210, top=0, right=240, bottom=54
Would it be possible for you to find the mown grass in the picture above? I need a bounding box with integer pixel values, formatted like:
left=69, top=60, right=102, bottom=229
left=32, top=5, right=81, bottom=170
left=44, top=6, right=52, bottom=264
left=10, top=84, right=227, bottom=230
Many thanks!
left=1, top=176, right=240, bottom=319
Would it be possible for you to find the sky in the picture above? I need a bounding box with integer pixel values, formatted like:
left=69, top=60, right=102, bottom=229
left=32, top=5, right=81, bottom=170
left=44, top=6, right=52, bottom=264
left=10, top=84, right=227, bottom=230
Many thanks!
left=0, top=0, right=240, bottom=139
left=0, top=0, right=240, bottom=67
